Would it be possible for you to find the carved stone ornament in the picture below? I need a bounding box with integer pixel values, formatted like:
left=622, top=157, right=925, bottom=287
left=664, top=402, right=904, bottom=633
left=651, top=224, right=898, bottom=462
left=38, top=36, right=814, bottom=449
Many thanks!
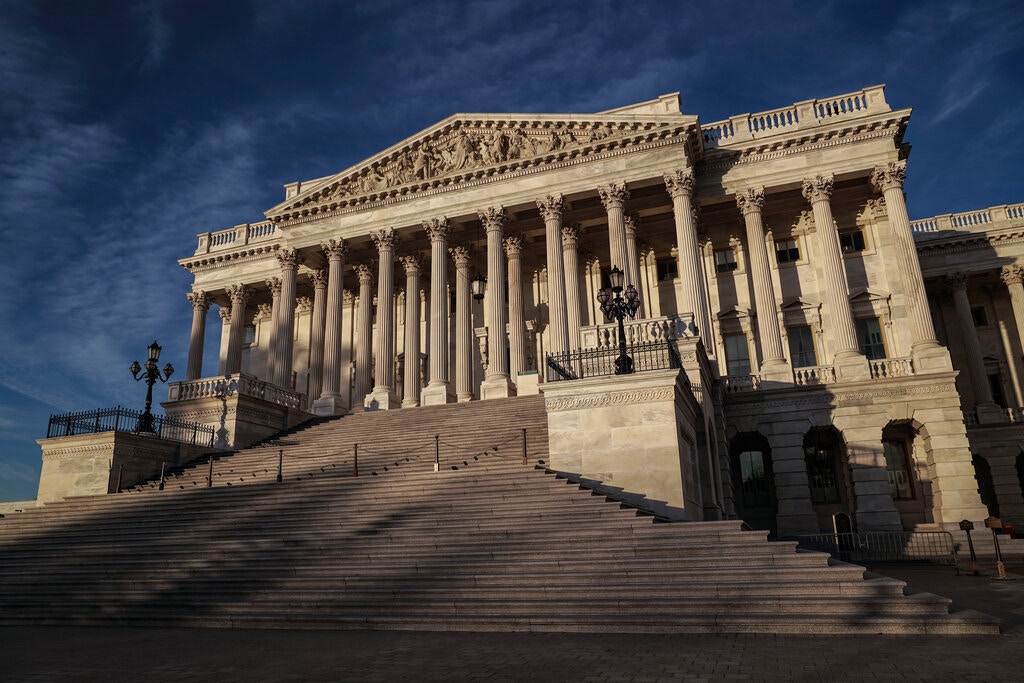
left=399, top=254, right=421, bottom=273
left=187, top=290, right=210, bottom=311
left=423, top=217, right=451, bottom=242
left=226, top=284, right=253, bottom=304
left=664, top=169, right=696, bottom=199
left=296, top=296, right=313, bottom=312
left=624, top=213, right=641, bottom=236
left=266, top=277, right=283, bottom=295
left=276, top=248, right=302, bottom=270
left=537, top=194, right=566, bottom=221
left=450, top=245, right=472, bottom=267
left=735, top=187, right=765, bottom=215
left=478, top=207, right=507, bottom=231
left=503, top=234, right=525, bottom=256
left=690, top=204, right=701, bottom=225
left=1001, top=265, right=1024, bottom=286
left=308, top=269, right=329, bottom=289
left=801, top=173, right=834, bottom=204
left=321, top=238, right=348, bottom=261
left=343, top=289, right=356, bottom=304
left=560, top=224, right=580, bottom=247
left=354, top=263, right=375, bottom=283
left=871, top=160, right=907, bottom=193
left=256, top=302, right=273, bottom=320
left=219, top=307, right=232, bottom=322
left=944, top=271, right=968, bottom=291
left=864, top=197, right=887, bottom=219
left=371, top=227, right=397, bottom=250
left=598, top=182, right=629, bottom=210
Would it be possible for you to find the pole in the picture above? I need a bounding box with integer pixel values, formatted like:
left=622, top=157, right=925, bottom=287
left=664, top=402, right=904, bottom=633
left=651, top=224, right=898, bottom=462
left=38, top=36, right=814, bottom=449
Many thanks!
left=277, top=449, right=283, bottom=483
left=434, top=435, right=440, bottom=472
left=353, top=444, right=359, bottom=477
left=115, top=463, right=124, bottom=493
left=991, top=528, right=1008, bottom=580
left=522, top=428, right=528, bottom=465
left=159, top=461, right=166, bottom=491
left=207, top=455, right=214, bottom=488
left=965, top=528, right=979, bottom=576
left=614, top=295, right=633, bottom=375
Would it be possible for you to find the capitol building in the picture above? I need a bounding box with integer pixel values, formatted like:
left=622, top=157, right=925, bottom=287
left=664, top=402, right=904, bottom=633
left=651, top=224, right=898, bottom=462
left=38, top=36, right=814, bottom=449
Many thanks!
left=35, top=84, right=1024, bottom=538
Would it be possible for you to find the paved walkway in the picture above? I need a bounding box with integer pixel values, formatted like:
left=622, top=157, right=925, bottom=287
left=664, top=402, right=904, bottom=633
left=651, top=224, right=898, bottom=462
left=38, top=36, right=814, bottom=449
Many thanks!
left=2, top=563, right=1021, bottom=682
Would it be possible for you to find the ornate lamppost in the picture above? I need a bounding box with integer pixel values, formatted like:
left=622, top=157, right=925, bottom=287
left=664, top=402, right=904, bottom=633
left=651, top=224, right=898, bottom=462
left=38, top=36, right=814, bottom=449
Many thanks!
left=597, top=266, right=641, bottom=374
left=130, top=340, right=174, bottom=432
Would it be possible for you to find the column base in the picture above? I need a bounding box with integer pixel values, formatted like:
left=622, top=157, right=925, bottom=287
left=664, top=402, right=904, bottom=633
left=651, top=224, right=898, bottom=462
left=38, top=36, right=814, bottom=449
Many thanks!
left=456, top=393, right=474, bottom=403
left=911, top=341, right=954, bottom=373
left=421, top=383, right=453, bottom=406
left=365, top=387, right=399, bottom=411
left=312, top=395, right=348, bottom=416
left=833, top=349, right=871, bottom=382
left=759, top=358, right=793, bottom=385
left=480, top=375, right=516, bottom=400
left=402, top=397, right=420, bottom=408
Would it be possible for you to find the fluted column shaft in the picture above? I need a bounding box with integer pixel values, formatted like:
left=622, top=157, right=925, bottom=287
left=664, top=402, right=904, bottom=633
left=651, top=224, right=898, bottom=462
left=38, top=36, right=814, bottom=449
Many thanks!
left=217, top=308, right=231, bottom=375
left=273, top=249, right=300, bottom=388
left=353, top=264, right=374, bottom=404
left=872, top=161, right=938, bottom=348
left=480, top=208, right=510, bottom=383
left=401, top=255, right=422, bottom=407
left=307, top=269, right=329, bottom=409
left=560, top=226, right=582, bottom=349
left=371, top=229, right=397, bottom=396
left=225, top=284, right=252, bottom=375
left=803, top=175, right=860, bottom=357
left=665, top=170, right=711, bottom=341
left=623, top=214, right=644, bottom=318
left=736, top=188, right=787, bottom=370
left=538, top=195, right=570, bottom=354
left=264, top=278, right=282, bottom=382
left=1002, top=266, right=1024, bottom=357
left=186, top=291, right=210, bottom=380
left=451, top=247, right=474, bottom=401
left=948, top=273, right=995, bottom=405
left=318, top=241, right=347, bottom=404
left=504, top=236, right=527, bottom=381
left=599, top=183, right=630, bottom=276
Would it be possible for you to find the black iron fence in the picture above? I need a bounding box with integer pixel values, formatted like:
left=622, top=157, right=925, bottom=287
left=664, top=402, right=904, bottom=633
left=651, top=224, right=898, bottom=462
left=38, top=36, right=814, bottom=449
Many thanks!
left=545, top=340, right=682, bottom=382
left=786, top=530, right=958, bottom=572
left=46, top=406, right=215, bottom=447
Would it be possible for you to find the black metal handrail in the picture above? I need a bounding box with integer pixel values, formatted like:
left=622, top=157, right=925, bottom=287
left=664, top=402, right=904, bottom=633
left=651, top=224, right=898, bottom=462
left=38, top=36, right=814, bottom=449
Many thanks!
left=46, top=406, right=215, bottom=447
left=544, top=339, right=682, bottom=382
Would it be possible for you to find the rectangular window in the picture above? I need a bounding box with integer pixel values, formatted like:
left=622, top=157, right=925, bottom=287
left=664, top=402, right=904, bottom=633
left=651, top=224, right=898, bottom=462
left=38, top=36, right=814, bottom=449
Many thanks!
left=839, top=229, right=867, bottom=253
left=971, top=306, right=989, bottom=327
left=738, top=450, right=771, bottom=507
left=724, top=333, right=751, bottom=376
left=715, top=248, right=738, bottom=273
left=775, top=237, right=800, bottom=263
left=855, top=318, right=886, bottom=360
left=805, top=446, right=841, bottom=504
left=988, top=374, right=1006, bottom=408
left=657, top=258, right=678, bottom=281
left=243, top=324, right=256, bottom=346
left=883, top=440, right=914, bottom=500
left=788, top=325, right=817, bottom=368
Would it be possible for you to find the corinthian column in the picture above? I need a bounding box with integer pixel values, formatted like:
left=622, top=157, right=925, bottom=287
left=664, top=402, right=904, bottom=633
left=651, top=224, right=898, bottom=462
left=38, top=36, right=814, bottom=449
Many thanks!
left=273, top=249, right=301, bottom=388
left=665, top=170, right=711, bottom=342
left=313, top=240, right=348, bottom=415
left=560, top=225, right=583, bottom=349
left=872, top=161, right=950, bottom=372
left=478, top=207, right=514, bottom=399
left=624, top=214, right=644, bottom=318
left=504, top=235, right=528, bottom=382
left=369, top=228, right=398, bottom=409
left=1002, top=265, right=1024, bottom=358
left=305, top=269, right=328, bottom=411
left=218, top=307, right=231, bottom=375
left=353, top=264, right=374, bottom=407
left=947, top=272, right=1000, bottom=422
left=422, top=218, right=453, bottom=405
left=599, top=182, right=630, bottom=276
left=451, top=246, right=474, bottom=401
left=736, top=187, right=790, bottom=382
left=224, top=284, right=252, bottom=375
left=802, top=174, right=869, bottom=381
left=538, top=195, right=571, bottom=354
left=400, top=255, right=422, bottom=407
left=185, top=290, right=210, bottom=380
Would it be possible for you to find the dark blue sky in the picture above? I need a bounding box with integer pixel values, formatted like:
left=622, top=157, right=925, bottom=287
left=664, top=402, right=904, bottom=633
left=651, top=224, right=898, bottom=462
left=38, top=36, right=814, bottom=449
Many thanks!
left=1, top=0, right=1022, bottom=501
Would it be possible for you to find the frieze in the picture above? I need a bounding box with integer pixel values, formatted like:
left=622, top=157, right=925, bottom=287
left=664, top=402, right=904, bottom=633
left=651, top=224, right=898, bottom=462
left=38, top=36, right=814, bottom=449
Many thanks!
left=545, top=387, right=675, bottom=412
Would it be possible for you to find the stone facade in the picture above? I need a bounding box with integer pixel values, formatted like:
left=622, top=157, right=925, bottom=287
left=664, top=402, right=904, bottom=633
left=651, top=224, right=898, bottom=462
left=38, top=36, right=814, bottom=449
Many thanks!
left=159, top=84, right=1024, bottom=534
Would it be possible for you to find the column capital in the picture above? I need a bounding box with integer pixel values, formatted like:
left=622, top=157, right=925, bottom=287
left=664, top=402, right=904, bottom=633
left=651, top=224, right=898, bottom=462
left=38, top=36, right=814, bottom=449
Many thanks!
left=478, top=206, right=507, bottom=232
left=371, top=227, right=398, bottom=251
left=187, top=290, right=210, bottom=312
left=219, top=307, right=232, bottom=323
left=560, top=223, right=580, bottom=247
left=343, top=289, right=356, bottom=304
left=354, top=263, right=375, bottom=284
left=801, top=173, right=834, bottom=204
left=663, top=169, right=696, bottom=199
left=321, top=238, right=348, bottom=261
left=423, top=217, right=451, bottom=242
left=399, top=254, right=421, bottom=274
left=871, top=160, right=907, bottom=193
left=735, top=186, right=766, bottom=215
left=624, top=213, right=640, bottom=237
left=944, top=271, right=968, bottom=292
left=503, top=234, right=525, bottom=257
left=598, top=182, right=629, bottom=210
left=296, top=296, right=313, bottom=312
left=265, top=277, right=282, bottom=296
left=256, top=302, right=273, bottom=321
left=308, top=269, right=329, bottom=289
left=226, top=283, right=253, bottom=305
left=276, top=248, right=302, bottom=270
left=449, top=245, right=472, bottom=268
left=536, top=194, right=566, bottom=221
left=1001, top=265, right=1024, bottom=286
left=690, top=204, right=701, bottom=224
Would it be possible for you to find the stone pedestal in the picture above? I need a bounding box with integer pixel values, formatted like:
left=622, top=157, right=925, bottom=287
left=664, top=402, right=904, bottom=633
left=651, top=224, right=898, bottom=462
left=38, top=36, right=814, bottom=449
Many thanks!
left=833, top=350, right=871, bottom=382
left=312, top=395, right=348, bottom=416
left=421, top=384, right=454, bottom=405
left=365, top=387, right=400, bottom=411
left=480, top=375, right=515, bottom=400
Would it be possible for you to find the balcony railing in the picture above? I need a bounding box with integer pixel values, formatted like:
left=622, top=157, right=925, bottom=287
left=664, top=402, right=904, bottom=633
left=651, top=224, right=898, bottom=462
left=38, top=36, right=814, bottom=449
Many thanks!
left=545, top=340, right=681, bottom=382
left=869, top=357, right=914, bottom=379
left=793, top=365, right=836, bottom=386
left=911, top=202, right=1024, bottom=235
left=46, top=407, right=215, bottom=447
left=723, top=374, right=762, bottom=393
left=194, top=220, right=277, bottom=255
left=167, top=373, right=306, bottom=410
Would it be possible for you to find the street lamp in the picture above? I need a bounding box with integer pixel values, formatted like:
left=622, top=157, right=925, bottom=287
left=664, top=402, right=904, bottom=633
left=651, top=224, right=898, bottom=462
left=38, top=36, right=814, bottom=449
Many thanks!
left=472, top=273, right=486, bottom=301
left=597, top=266, right=641, bottom=375
left=130, top=340, right=174, bottom=432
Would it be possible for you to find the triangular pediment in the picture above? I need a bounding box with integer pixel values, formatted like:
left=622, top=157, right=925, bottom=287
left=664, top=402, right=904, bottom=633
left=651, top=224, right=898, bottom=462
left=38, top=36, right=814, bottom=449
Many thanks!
left=848, top=287, right=890, bottom=304
left=780, top=296, right=821, bottom=313
left=717, top=305, right=752, bottom=321
left=267, top=101, right=697, bottom=223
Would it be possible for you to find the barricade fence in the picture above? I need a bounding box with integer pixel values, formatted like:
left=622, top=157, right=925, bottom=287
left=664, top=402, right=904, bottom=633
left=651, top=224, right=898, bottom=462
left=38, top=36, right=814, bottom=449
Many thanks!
left=46, top=406, right=215, bottom=447
left=785, top=530, right=958, bottom=573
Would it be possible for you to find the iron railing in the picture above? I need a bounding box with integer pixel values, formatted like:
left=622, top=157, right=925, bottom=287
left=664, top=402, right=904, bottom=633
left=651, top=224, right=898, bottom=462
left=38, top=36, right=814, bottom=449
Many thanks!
left=545, top=340, right=681, bottom=382
left=46, top=406, right=215, bottom=447
left=786, top=530, right=958, bottom=572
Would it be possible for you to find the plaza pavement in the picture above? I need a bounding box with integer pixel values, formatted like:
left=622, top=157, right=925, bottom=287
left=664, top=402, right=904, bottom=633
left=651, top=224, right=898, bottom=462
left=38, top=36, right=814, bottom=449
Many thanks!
left=2, top=562, right=1021, bottom=682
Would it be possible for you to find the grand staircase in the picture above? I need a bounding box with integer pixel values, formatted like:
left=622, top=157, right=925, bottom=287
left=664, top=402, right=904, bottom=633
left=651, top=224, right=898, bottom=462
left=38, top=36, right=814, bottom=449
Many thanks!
left=0, top=395, right=1000, bottom=633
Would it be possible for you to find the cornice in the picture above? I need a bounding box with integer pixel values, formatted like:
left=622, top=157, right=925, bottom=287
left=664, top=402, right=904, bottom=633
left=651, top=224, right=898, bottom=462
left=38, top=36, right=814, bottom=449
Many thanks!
left=179, top=244, right=281, bottom=273
left=916, top=229, right=1024, bottom=255
left=545, top=386, right=676, bottom=412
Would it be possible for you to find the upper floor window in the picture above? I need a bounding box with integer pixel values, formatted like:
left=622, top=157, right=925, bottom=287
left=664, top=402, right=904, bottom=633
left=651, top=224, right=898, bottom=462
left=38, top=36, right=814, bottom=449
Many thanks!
left=243, top=324, right=256, bottom=346
left=971, top=306, right=989, bottom=327
left=715, top=248, right=738, bottom=273
left=788, top=325, right=817, bottom=368
left=855, top=317, right=886, bottom=360
left=724, top=333, right=751, bottom=376
left=840, top=229, right=867, bottom=253
left=775, top=237, right=800, bottom=264
left=657, top=258, right=678, bottom=281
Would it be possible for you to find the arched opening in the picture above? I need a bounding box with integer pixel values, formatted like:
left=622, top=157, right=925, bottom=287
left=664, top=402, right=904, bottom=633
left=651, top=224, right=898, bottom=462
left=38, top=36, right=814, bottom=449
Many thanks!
left=973, top=454, right=1000, bottom=518
left=882, top=421, right=929, bottom=528
left=729, top=432, right=776, bottom=535
left=803, top=427, right=853, bottom=531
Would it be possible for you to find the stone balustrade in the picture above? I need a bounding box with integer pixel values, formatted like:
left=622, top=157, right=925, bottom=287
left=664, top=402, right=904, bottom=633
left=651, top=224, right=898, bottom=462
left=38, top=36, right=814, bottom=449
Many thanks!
left=167, top=373, right=305, bottom=410
left=194, top=221, right=277, bottom=255
left=723, top=374, right=762, bottom=393
left=793, top=365, right=837, bottom=386
left=911, top=202, right=1024, bottom=235
left=580, top=314, right=688, bottom=350
left=869, top=357, right=915, bottom=379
